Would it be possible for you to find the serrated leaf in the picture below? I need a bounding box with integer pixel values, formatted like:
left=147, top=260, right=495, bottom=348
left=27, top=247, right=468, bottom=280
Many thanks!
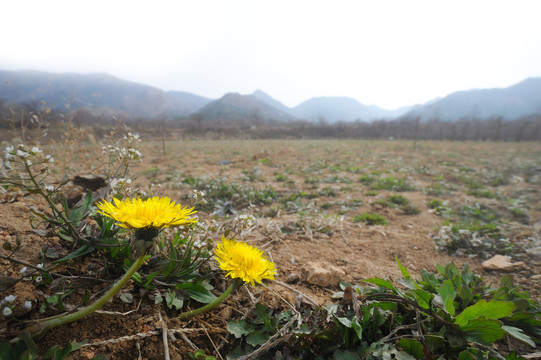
left=460, top=318, right=506, bottom=344
left=246, top=331, right=271, bottom=346
left=502, top=325, right=535, bottom=347
left=226, top=320, right=251, bottom=338
left=438, top=280, right=456, bottom=316
left=397, top=338, right=424, bottom=359
left=455, top=300, right=516, bottom=327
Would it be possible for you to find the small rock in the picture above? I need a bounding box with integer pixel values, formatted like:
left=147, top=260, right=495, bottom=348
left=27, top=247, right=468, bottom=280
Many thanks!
left=286, top=273, right=300, bottom=284
left=482, top=255, right=524, bottom=272
left=289, top=257, right=297, bottom=265
left=530, top=274, right=541, bottom=281
left=300, top=261, right=345, bottom=287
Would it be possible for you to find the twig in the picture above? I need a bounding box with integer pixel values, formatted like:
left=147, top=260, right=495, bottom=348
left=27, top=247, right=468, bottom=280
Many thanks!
left=179, top=331, right=198, bottom=351
left=339, top=230, right=349, bottom=245
left=203, top=326, right=223, bottom=360
left=80, top=328, right=207, bottom=347
left=523, top=352, right=541, bottom=359
left=274, top=280, right=319, bottom=307
left=157, top=312, right=170, bottom=360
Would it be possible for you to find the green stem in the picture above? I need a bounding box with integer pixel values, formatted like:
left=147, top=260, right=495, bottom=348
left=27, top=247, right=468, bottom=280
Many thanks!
left=179, top=281, right=238, bottom=321
left=18, top=253, right=147, bottom=340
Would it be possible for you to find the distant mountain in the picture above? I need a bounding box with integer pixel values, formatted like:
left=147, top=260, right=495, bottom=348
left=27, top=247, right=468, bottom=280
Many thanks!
left=402, top=78, right=541, bottom=121
left=291, top=96, right=410, bottom=122
left=0, top=70, right=211, bottom=118
left=188, top=92, right=295, bottom=123
left=251, top=89, right=294, bottom=115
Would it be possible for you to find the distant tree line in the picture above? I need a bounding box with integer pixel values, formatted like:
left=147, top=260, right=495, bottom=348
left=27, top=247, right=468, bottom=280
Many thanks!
left=1, top=99, right=540, bottom=142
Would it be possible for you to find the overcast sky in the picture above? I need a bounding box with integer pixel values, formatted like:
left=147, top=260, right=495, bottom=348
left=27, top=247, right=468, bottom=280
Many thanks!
left=2, top=1, right=540, bottom=110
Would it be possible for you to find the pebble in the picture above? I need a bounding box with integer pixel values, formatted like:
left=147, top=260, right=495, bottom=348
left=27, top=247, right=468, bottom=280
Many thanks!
left=286, top=273, right=300, bottom=284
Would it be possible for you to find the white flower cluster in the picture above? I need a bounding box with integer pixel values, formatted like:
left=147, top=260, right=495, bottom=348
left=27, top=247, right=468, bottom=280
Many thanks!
left=1, top=294, right=16, bottom=316
left=191, top=189, right=207, bottom=203
left=1, top=294, right=33, bottom=316
left=234, top=214, right=256, bottom=229
left=4, top=144, right=53, bottom=168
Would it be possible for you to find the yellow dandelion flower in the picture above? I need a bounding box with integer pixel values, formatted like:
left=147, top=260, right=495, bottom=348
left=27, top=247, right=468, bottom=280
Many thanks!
left=214, top=238, right=277, bottom=286
left=96, top=196, right=196, bottom=229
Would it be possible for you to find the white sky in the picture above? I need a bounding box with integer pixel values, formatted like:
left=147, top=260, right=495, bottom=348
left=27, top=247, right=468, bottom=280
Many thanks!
left=2, top=0, right=541, bottom=110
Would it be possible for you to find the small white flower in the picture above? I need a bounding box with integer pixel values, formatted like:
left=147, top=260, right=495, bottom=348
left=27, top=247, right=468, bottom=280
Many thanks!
left=20, top=267, right=27, bottom=275
left=16, top=149, right=27, bottom=157
left=31, top=146, right=41, bottom=154
left=2, top=307, right=12, bottom=316
left=5, top=145, right=13, bottom=153
left=35, top=276, right=42, bottom=283
left=3, top=295, right=16, bottom=304
left=23, top=301, right=32, bottom=310
left=45, top=185, right=54, bottom=192
left=45, top=155, right=54, bottom=163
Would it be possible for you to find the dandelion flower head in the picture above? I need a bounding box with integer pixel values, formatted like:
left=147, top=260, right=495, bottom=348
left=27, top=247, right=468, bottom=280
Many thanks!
left=97, top=196, right=196, bottom=229
left=214, top=238, right=276, bottom=286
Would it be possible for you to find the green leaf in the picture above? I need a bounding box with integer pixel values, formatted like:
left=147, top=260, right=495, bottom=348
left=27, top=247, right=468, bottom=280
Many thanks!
left=460, top=318, right=506, bottom=344
left=246, top=331, right=271, bottom=346
left=53, top=342, right=72, bottom=360
left=53, top=244, right=95, bottom=264
left=178, top=283, right=217, bottom=304
left=351, top=316, right=363, bottom=341
left=457, top=350, right=475, bottom=360
left=82, top=192, right=93, bottom=213
left=397, top=338, right=424, bottom=359
left=455, top=300, right=516, bottom=327
left=165, top=291, right=183, bottom=310
left=413, top=289, right=434, bottom=309
left=502, top=325, right=535, bottom=347
left=395, top=256, right=413, bottom=280
left=396, top=278, right=417, bottom=290
left=363, top=278, right=398, bottom=292
left=0, top=340, right=14, bottom=360
left=226, top=320, right=251, bottom=338
left=438, top=280, right=456, bottom=316
left=334, top=316, right=352, bottom=328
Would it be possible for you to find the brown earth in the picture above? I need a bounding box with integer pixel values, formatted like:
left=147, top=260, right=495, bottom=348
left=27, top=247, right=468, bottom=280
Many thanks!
left=0, top=139, right=540, bottom=359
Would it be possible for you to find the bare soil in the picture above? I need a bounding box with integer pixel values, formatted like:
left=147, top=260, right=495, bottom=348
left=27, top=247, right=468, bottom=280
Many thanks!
left=1, top=139, right=540, bottom=359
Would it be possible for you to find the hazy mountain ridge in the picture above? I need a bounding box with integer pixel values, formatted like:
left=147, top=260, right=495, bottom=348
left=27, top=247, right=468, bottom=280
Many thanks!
left=402, top=77, right=541, bottom=121
left=189, top=92, right=295, bottom=123
left=0, top=70, right=211, bottom=117
left=0, top=69, right=539, bottom=123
